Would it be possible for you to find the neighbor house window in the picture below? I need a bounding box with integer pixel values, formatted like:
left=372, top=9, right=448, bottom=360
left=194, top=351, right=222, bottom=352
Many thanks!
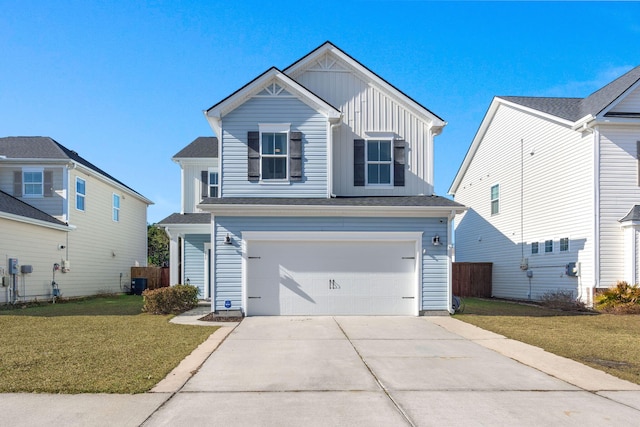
left=531, top=242, right=539, bottom=255
left=366, top=140, right=392, bottom=185
left=490, top=184, right=500, bottom=215
left=560, top=237, right=569, bottom=252
left=545, top=239, right=553, bottom=253
left=76, top=177, right=86, bottom=211
left=112, top=194, right=120, bottom=222
left=23, top=168, right=43, bottom=197
left=208, top=170, right=219, bottom=197
left=261, top=132, right=288, bottom=180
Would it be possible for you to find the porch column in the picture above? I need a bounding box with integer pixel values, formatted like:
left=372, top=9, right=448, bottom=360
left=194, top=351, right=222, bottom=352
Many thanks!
left=167, top=231, right=180, bottom=285
left=621, top=224, right=638, bottom=285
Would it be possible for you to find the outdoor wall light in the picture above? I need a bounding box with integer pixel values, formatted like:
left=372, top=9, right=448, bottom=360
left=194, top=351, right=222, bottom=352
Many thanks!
left=432, top=235, right=441, bottom=246
left=224, top=233, right=233, bottom=245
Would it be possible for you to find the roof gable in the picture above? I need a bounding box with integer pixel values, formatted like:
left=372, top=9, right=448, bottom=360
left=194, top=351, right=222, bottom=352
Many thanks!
left=284, top=41, right=446, bottom=128
left=0, top=189, right=67, bottom=227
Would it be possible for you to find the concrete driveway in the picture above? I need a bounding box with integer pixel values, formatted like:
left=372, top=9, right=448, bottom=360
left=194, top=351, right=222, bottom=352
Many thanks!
left=143, top=316, right=640, bottom=426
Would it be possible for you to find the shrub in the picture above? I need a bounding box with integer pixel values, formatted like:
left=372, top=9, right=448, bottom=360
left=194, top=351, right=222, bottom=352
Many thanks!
left=595, top=281, right=640, bottom=314
left=142, top=284, right=199, bottom=315
left=540, top=289, right=587, bottom=311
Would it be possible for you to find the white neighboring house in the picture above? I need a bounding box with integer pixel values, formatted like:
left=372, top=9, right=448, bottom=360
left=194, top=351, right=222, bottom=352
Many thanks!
left=0, top=137, right=153, bottom=302
left=449, top=65, right=640, bottom=304
left=160, top=42, right=465, bottom=316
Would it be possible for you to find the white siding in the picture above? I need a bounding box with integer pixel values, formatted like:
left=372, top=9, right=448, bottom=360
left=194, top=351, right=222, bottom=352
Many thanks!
left=598, top=125, right=640, bottom=287
left=181, top=160, right=218, bottom=213
left=183, top=234, right=209, bottom=297
left=292, top=54, right=434, bottom=197
left=454, top=104, right=594, bottom=302
left=609, top=86, right=640, bottom=113
left=221, top=95, right=328, bottom=198
left=213, top=216, right=448, bottom=313
left=0, top=218, right=67, bottom=303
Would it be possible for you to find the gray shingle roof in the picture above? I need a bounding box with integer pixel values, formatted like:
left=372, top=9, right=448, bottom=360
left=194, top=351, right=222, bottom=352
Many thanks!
left=173, top=137, right=218, bottom=159
left=0, top=137, right=148, bottom=200
left=157, top=212, right=211, bottom=225
left=620, top=205, right=640, bottom=223
left=500, top=65, right=640, bottom=121
left=0, top=190, right=67, bottom=226
left=199, top=195, right=463, bottom=208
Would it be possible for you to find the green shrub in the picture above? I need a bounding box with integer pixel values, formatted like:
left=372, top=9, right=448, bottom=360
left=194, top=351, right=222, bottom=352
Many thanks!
left=595, top=281, right=640, bottom=314
left=142, top=284, right=199, bottom=315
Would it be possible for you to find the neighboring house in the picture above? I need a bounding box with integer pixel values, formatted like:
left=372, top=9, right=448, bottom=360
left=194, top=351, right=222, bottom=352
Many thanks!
left=449, top=66, right=640, bottom=304
left=0, top=137, right=153, bottom=303
left=160, top=42, right=465, bottom=316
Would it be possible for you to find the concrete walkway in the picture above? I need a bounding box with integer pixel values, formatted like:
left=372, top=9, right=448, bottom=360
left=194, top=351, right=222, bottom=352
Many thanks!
left=2, top=314, right=640, bottom=426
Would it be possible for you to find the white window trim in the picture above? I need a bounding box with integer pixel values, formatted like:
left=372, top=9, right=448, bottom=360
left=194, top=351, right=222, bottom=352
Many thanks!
left=258, top=123, right=290, bottom=183
left=76, top=177, right=86, bottom=212
left=208, top=167, right=219, bottom=198
left=365, top=138, right=394, bottom=187
left=490, top=183, right=500, bottom=215
left=112, top=193, right=120, bottom=222
left=22, top=167, right=44, bottom=198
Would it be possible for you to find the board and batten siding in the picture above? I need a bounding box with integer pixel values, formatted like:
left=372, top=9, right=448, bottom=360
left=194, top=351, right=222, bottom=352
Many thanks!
left=292, top=58, right=435, bottom=197
left=221, top=96, right=328, bottom=198
left=0, top=218, right=67, bottom=303
left=598, top=125, right=640, bottom=287
left=183, top=234, right=210, bottom=297
left=0, top=166, right=65, bottom=219
left=181, top=160, right=218, bottom=213
left=454, top=103, right=594, bottom=302
left=213, top=216, right=449, bottom=313
left=60, top=168, right=148, bottom=297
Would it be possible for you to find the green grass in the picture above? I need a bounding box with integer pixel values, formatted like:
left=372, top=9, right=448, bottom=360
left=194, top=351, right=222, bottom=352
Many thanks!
left=455, top=298, right=640, bottom=385
left=0, top=295, right=218, bottom=394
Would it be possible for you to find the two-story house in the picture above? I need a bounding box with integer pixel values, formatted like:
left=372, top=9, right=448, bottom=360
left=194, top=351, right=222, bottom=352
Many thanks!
left=449, top=65, right=640, bottom=304
left=0, top=137, right=152, bottom=303
left=160, top=42, right=465, bottom=316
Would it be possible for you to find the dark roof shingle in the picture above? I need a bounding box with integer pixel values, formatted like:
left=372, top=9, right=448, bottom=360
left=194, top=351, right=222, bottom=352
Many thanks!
left=0, top=190, right=67, bottom=226
left=199, top=195, right=463, bottom=208
left=173, top=137, right=218, bottom=159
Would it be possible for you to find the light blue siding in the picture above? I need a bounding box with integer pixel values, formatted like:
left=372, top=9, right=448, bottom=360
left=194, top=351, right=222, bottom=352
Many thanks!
left=221, top=96, right=328, bottom=197
left=184, top=234, right=210, bottom=298
left=213, top=217, right=449, bottom=312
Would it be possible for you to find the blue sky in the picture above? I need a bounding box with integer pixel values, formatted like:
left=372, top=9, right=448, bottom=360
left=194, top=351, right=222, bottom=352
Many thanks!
left=2, top=1, right=639, bottom=223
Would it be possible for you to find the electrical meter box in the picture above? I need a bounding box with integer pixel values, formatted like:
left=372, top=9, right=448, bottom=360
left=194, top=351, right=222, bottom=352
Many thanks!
left=8, top=258, right=18, bottom=275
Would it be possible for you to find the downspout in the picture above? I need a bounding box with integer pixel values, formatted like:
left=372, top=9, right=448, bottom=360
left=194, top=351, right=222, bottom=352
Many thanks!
left=447, top=209, right=456, bottom=314
left=593, top=125, right=601, bottom=295
left=328, top=119, right=342, bottom=198
left=210, top=214, right=216, bottom=312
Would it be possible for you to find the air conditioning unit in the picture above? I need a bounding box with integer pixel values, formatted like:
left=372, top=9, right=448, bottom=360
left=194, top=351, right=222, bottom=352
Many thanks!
left=520, top=258, right=529, bottom=270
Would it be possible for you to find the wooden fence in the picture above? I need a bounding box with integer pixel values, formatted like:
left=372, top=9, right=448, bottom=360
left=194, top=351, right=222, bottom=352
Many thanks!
left=452, top=262, right=492, bottom=297
left=130, top=267, right=170, bottom=290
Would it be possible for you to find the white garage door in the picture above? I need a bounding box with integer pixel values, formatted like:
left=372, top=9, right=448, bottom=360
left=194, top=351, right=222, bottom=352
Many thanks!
left=246, top=239, right=417, bottom=315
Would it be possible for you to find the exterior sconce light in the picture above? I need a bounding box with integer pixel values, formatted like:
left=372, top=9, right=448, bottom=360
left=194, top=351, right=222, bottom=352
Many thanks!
left=432, top=235, right=441, bottom=246
left=186, top=278, right=190, bottom=285
left=224, top=233, right=233, bottom=245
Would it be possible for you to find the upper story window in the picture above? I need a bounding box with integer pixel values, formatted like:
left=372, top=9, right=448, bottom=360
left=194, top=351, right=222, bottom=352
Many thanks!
left=23, top=168, right=43, bottom=197
left=490, top=184, right=499, bottom=215
left=531, top=242, right=539, bottom=255
left=560, top=237, right=569, bottom=252
left=76, top=177, right=86, bottom=211
left=366, top=140, right=392, bottom=185
left=261, top=132, right=288, bottom=180
left=112, top=194, right=120, bottom=222
left=545, top=239, right=553, bottom=253
left=209, top=169, right=219, bottom=197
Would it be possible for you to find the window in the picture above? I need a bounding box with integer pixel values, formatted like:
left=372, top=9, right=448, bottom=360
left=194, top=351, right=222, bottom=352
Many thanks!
left=261, top=132, right=288, bottom=180
left=545, top=239, right=553, bottom=253
left=366, top=140, right=392, bottom=185
left=23, top=169, right=43, bottom=197
left=490, top=184, right=499, bottom=215
left=209, top=170, right=219, bottom=197
left=112, top=194, right=120, bottom=222
left=76, top=177, right=86, bottom=211
left=560, top=237, right=569, bottom=252
left=531, top=242, right=539, bottom=255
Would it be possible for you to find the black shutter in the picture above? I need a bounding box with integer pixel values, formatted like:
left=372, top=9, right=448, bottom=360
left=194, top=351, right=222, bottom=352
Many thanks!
left=13, top=171, right=22, bottom=197
left=201, top=170, right=209, bottom=198
left=44, top=170, right=53, bottom=197
left=353, top=139, right=365, bottom=186
left=248, top=131, right=260, bottom=181
left=393, top=139, right=405, bottom=187
left=289, top=131, right=302, bottom=181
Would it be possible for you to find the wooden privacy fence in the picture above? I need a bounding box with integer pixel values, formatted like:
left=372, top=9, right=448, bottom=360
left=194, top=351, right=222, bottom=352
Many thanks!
left=130, top=267, right=170, bottom=290
left=452, top=262, right=492, bottom=298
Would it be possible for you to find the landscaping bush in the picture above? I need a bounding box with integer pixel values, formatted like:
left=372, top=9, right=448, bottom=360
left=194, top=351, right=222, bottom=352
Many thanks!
left=540, top=289, right=587, bottom=311
left=595, top=281, right=640, bottom=314
left=142, top=284, right=199, bottom=315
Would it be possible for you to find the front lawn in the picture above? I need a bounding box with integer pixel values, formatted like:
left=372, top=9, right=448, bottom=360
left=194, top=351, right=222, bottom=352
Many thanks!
left=455, top=298, right=640, bottom=385
left=0, top=295, right=217, bottom=393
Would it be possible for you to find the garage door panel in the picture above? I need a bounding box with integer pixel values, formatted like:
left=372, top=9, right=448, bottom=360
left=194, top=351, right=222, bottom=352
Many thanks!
left=247, top=240, right=417, bottom=316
